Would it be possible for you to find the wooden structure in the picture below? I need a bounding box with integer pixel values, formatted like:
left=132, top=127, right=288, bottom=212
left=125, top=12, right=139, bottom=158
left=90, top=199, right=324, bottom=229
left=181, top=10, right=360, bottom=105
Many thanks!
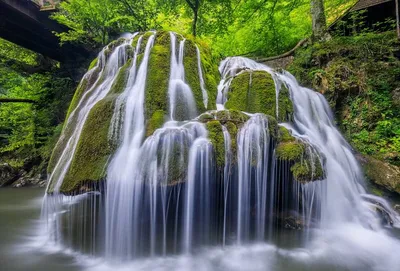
left=0, top=0, right=88, bottom=62
left=330, top=0, right=400, bottom=36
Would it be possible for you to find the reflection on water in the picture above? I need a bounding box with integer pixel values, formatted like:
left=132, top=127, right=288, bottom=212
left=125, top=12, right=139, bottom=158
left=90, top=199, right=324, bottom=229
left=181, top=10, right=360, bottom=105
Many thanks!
left=1, top=188, right=400, bottom=271
left=0, top=188, right=79, bottom=271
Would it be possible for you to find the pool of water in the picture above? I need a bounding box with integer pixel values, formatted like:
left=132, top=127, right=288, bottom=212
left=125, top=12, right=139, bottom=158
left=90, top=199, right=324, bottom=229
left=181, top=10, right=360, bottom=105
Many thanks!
left=1, top=188, right=400, bottom=271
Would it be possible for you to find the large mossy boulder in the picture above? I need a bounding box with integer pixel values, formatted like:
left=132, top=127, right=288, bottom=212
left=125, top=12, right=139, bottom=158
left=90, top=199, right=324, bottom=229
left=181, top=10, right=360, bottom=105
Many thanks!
left=276, top=126, right=324, bottom=183
left=200, top=110, right=279, bottom=168
left=48, top=31, right=219, bottom=194
left=359, top=155, right=400, bottom=195
left=225, top=71, right=293, bottom=121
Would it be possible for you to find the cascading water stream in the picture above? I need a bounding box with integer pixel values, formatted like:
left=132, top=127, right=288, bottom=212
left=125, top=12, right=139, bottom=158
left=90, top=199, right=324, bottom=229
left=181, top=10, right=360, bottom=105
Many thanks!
left=47, top=38, right=133, bottom=193
left=168, top=32, right=198, bottom=120
left=39, top=32, right=400, bottom=271
left=105, top=33, right=155, bottom=260
left=196, top=46, right=208, bottom=108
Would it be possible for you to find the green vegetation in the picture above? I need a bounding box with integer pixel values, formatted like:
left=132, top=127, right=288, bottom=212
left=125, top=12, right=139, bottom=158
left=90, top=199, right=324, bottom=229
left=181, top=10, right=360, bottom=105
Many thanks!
left=206, top=120, right=225, bottom=168
left=276, top=126, right=324, bottom=183
left=144, top=31, right=170, bottom=127
left=289, top=32, right=400, bottom=166
left=225, top=71, right=293, bottom=121
left=60, top=97, right=116, bottom=193
left=51, top=0, right=356, bottom=57
left=0, top=38, right=76, bottom=173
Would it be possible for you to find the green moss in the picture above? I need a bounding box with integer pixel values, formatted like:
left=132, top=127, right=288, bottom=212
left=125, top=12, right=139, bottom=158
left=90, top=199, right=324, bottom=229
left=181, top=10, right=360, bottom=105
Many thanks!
left=225, top=121, right=238, bottom=158
left=206, top=120, right=226, bottom=168
left=225, top=71, right=293, bottom=121
left=279, top=126, right=295, bottom=142
left=276, top=141, right=305, bottom=161
left=362, top=155, right=400, bottom=195
left=288, top=32, right=400, bottom=165
left=108, top=37, right=126, bottom=51
left=183, top=39, right=207, bottom=113
left=59, top=96, right=116, bottom=193
left=88, top=57, right=98, bottom=70
left=198, top=112, right=215, bottom=122
left=146, top=110, right=165, bottom=137
left=145, top=31, right=170, bottom=124
left=291, top=159, right=324, bottom=183
left=215, top=109, right=249, bottom=124
left=109, top=59, right=131, bottom=94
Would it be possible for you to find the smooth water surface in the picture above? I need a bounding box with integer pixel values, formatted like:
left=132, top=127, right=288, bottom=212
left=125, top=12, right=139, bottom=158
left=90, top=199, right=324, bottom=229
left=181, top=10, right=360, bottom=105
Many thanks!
left=2, top=188, right=400, bottom=271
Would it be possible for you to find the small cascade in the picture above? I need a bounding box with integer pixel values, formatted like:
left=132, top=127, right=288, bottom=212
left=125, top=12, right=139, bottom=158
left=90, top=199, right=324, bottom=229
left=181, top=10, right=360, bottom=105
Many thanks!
left=47, top=38, right=132, bottom=193
left=196, top=46, right=208, bottom=108
left=221, top=126, right=232, bottom=247
left=41, top=32, right=400, bottom=269
left=236, top=114, right=271, bottom=244
left=183, top=136, right=214, bottom=253
left=105, top=33, right=155, bottom=260
left=168, top=32, right=198, bottom=121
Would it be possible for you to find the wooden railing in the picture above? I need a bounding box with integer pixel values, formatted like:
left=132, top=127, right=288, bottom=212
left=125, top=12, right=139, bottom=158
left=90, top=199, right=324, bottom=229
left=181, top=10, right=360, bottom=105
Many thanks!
left=31, top=0, right=60, bottom=11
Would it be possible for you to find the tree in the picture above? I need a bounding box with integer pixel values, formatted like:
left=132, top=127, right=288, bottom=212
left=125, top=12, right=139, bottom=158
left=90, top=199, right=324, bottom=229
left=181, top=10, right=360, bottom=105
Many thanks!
left=310, top=0, right=327, bottom=41
left=396, top=0, right=400, bottom=39
left=185, top=0, right=201, bottom=36
left=51, top=0, right=158, bottom=47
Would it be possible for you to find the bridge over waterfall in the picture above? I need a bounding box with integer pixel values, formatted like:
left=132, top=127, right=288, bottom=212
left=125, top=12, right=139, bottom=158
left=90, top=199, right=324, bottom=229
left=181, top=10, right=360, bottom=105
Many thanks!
left=0, top=0, right=88, bottom=62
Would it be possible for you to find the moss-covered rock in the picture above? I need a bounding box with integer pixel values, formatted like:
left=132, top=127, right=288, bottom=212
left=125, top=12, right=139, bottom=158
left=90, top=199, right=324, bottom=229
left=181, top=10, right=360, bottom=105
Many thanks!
left=289, top=32, right=400, bottom=166
left=183, top=39, right=218, bottom=112
left=88, top=57, right=98, bottom=70
left=225, top=71, right=293, bottom=121
left=59, top=96, right=117, bottom=193
left=48, top=31, right=220, bottom=192
left=144, top=31, right=170, bottom=127
left=276, top=141, right=305, bottom=161
left=146, top=110, right=166, bottom=137
left=276, top=126, right=324, bottom=183
left=360, top=155, right=400, bottom=195
left=206, top=121, right=226, bottom=168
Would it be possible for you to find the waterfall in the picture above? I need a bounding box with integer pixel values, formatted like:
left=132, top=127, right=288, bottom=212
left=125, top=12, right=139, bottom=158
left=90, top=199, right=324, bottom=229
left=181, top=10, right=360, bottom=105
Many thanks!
left=105, top=33, right=155, bottom=259
left=236, top=114, right=271, bottom=244
left=41, top=32, right=400, bottom=270
left=196, top=46, right=208, bottom=108
left=168, top=32, right=198, bottom=121
left=47, top=38, right=132, bottom=193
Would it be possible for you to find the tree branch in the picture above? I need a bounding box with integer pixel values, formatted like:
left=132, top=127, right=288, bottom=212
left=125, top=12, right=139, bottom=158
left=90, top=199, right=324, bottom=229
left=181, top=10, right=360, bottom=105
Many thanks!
left=255, top=38, right=308, bottom=62
left=0, top=98, right=36, bottom=103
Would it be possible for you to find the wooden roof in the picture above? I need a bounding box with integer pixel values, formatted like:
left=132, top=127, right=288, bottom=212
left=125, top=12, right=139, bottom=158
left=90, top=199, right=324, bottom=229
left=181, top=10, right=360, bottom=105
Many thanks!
left=350, top=0, right=393, bottom=11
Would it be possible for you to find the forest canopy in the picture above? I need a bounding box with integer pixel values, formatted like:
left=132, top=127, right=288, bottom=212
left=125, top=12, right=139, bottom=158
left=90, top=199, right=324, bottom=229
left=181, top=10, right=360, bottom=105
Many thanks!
left=51, top=0, right=356, bottom=56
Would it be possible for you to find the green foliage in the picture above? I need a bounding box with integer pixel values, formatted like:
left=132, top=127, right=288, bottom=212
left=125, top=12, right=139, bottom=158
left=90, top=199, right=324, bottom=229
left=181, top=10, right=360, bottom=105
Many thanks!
left=51, top=0, right=358, bottom=57
left=289, top=32, right=400, bottom=165
left=51, top=0, right=159, bottom=46
left=0, top=38, right=75, bottom=167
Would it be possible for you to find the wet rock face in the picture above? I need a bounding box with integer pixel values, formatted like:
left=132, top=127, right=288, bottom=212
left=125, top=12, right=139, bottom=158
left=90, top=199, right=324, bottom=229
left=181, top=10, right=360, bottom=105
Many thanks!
left=0, top=162, right=47, bottom=188
left=360, top=155, right=400, bottom=195
left=0, top=163, right=18, bottom=187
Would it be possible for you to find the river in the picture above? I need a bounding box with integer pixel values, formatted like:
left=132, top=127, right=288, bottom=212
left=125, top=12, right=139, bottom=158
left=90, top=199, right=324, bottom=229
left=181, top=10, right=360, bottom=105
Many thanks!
left=2, top=187, right=400, bottom=271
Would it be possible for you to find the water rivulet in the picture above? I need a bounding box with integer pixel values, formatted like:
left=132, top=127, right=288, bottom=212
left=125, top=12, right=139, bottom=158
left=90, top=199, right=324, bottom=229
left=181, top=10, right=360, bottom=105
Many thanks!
left=41, top=31, right=400, bottom=268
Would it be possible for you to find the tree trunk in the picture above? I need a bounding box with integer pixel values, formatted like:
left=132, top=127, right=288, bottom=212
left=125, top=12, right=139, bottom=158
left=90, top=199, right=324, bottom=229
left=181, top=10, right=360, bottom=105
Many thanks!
left=310, top=0, right=327, bottom=41
left=396, top=0, right=400, bottom=39
left=193, top=9, right=198, bottom=37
